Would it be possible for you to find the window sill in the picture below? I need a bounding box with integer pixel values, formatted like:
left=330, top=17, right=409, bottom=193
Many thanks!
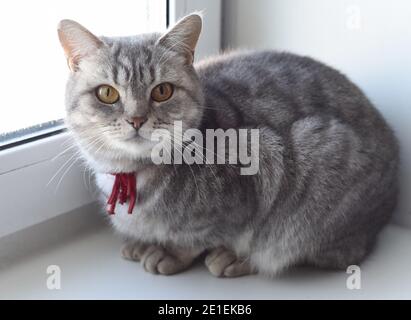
left=1, top=206, right=411, bottom=299
left=0, top=132, right=97, bottom=238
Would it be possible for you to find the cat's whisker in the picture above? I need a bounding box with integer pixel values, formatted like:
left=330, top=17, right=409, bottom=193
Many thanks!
left=48, top=134, right=105, bottom=189
left=191, top=140, right=238, bottom=171
left=171, top=135, right=220, bottom=183
left=60, top=134, right=77, bottom=148
left=172, top=136, right=211, bottom=167
left=173, top=135, right=236, bottom=172
left=93, top=139, right=108, bottom=155
left=46, top=151, right=80, bottom=187
left=52, top=144, right=78, bottom=161
left=54, top=155, right=81, bottom=193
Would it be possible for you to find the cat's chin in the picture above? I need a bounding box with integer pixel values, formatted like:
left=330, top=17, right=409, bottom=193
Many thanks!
left=111, top=139, right=155, bottom=162
left=87, top=149, right=155, bottom=174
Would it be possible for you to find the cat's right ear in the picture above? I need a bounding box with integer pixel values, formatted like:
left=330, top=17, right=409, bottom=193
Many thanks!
left=57, top=20, right=103, bottom=72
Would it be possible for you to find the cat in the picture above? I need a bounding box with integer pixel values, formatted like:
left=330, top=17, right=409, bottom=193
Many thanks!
left=57, top=13, right=399, bottom=277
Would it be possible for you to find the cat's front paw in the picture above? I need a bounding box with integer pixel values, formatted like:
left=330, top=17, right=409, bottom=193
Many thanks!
left=121, top=241, right=148, bottom=262
left=142, top=245, right=183, bottom=275
left=122, top=242, right=202, bottom=275
left=205, top=247, right=255, bottom=278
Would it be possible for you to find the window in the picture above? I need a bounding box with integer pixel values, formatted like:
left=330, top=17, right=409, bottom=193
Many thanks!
left=0, top=0, right=166, bottom=147
left=0, top=0, right=221, bottom=239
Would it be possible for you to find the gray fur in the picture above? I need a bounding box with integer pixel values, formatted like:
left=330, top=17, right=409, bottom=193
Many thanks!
left=60, top=14, right=399, bottom=276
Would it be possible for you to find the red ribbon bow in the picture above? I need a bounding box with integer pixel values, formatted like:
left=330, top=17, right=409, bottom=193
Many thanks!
left=107, top=173, right=137, bottom=214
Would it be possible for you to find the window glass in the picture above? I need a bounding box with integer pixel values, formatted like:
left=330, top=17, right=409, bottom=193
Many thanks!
left=0, top=0, right=166, bottom=146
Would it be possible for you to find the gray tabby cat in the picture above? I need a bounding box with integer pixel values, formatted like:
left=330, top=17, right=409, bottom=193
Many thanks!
left=58, top=13, right=399, bottom=277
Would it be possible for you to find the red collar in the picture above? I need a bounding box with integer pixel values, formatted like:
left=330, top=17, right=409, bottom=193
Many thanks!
left=107, top=173, right=137, bottom=214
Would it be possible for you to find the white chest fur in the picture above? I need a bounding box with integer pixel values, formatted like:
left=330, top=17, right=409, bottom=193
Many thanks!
left=95, top=172, right=169, bottom=243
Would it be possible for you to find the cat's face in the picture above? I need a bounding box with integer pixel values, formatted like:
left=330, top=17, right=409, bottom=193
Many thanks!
left=58, top=14, right=203, bottom=172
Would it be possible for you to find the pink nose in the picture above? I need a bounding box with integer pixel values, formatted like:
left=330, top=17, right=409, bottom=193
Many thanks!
left=127, top=116, right=147, bottom=129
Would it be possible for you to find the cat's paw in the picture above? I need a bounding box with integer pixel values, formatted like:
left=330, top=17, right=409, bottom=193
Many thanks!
left=205, top=247, right=255, bottom=278
left=121, top=241, right=148, bottom=262
left=122, top=242, right=202, bottom=275
left=138, top=245, right=179, bottom=275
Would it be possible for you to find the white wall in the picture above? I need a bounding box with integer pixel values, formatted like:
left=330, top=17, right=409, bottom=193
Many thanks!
left=223, top=0, right=411, bottom=226
left=172, top=0, right=221, bottom=60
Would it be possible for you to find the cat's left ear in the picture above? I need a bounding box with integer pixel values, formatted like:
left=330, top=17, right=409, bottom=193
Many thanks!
left=57, top=19, right=104, bottom=72
left=157, top=13, right=202, bottom=64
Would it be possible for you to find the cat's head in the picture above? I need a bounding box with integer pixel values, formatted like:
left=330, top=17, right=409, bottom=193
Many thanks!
left=58, top=14, right=204, bottom=172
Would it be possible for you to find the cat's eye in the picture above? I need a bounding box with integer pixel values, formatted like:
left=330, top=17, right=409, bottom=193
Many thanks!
left=96, top=85, right=120, bottom=104
left=151, top=83, right=174, bottom=102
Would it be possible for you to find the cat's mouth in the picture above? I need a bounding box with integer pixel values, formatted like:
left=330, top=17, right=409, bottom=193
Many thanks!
left=124, top=131, right=152, bottom=143
left=122, top=132, right=159, bottom=156
left=125, top=130, right=151, bottom=142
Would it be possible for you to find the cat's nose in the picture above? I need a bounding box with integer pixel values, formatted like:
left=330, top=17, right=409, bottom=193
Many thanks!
left=127, top=116, right=147, bottom=130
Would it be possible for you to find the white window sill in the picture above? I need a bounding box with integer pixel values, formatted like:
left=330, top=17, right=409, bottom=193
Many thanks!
left=1, top=205, right=411, bottom=299
left=0, top=132, right=98, bottom=238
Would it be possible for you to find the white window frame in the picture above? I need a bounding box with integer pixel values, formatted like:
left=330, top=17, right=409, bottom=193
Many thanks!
left=0, top=0, right=221, bottom=238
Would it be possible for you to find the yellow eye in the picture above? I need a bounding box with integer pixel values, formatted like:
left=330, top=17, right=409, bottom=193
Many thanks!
left=151, top=83, right=174, bottom=102
left=96, top=85, right=120, bottom=104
